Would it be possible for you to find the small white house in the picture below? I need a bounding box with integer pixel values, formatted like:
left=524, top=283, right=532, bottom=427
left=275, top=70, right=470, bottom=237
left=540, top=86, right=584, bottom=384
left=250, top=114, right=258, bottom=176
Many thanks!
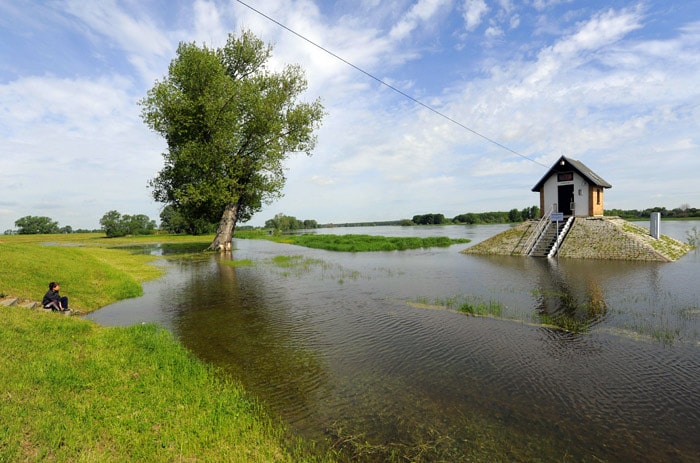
left=531, top=156, right=612, bottom=217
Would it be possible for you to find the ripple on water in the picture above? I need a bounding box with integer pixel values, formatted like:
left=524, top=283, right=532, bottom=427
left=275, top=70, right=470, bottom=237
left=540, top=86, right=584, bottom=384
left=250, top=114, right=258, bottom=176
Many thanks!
left=87, top=230, right=700, bottom=461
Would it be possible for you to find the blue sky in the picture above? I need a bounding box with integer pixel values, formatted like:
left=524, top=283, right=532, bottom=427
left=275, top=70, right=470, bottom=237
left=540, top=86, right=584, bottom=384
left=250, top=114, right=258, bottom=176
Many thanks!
left=1, top=0, right=699, bottom=231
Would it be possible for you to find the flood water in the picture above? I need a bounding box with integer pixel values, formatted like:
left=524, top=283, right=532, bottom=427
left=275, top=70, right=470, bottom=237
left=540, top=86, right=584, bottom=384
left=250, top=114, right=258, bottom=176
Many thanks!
left=87, top=221, right=700, bottom=462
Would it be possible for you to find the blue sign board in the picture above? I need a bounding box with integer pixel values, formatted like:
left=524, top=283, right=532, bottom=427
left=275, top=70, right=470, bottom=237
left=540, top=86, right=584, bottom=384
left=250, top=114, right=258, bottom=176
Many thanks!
left=551, top=212, right=564, bottom=221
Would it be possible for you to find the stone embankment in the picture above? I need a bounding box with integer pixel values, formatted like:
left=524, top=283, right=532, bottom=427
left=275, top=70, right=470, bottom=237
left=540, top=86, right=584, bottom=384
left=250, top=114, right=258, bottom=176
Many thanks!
left=463, top=216, right=693, bottom=261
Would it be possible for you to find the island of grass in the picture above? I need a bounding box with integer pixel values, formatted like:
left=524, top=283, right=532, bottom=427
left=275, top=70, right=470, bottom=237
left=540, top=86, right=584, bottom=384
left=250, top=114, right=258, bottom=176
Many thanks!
left=238, top=231, right=470, bottom=252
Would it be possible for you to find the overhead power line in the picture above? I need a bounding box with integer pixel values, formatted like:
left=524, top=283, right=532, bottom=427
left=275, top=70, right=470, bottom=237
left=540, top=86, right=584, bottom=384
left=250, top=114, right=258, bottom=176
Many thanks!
left=234, top=0, right=546, bottom=167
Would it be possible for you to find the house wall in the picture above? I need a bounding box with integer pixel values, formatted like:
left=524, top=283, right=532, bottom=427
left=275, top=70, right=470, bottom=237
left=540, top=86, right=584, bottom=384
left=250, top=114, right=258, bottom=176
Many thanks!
left=589, top=187, right=605, bottom=216
left=539, top=190, right=545, bottom=216
left=540, top=172, right=592, bottom=217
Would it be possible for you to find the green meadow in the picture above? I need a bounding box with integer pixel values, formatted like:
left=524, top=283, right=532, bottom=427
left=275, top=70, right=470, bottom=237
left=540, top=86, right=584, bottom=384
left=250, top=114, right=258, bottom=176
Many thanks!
left=0, top=233, right=211, bottom=311
left=0, top=233, right=329, bottom=462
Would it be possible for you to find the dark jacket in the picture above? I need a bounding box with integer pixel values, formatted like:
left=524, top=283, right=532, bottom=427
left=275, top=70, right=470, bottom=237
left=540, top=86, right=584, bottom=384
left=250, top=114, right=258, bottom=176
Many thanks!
left=42, top=289, right=60, bottom=307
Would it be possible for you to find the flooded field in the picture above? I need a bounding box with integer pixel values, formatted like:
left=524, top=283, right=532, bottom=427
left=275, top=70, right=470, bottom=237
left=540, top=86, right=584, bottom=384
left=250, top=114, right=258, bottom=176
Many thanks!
left=88, top=221, right=700, bottom=461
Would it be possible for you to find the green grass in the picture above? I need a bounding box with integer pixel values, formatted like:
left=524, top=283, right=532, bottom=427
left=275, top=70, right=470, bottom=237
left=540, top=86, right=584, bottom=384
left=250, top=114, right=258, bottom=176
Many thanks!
left=0, top=308, right=321, bottom=462
left=0, top=235, right=161, bottom=312
left=458, top=299, right=504, bottom=317
left=262, top=234, right=470, bottom=252
left=0, top=242, right=154, bottom=311
left=0, top=233, right=332, bottom=462
left=620, top=221, right=693, bottom=260
left=0, top=234, right=215, bottom=312
left=411, top=295, right=506, bottom=318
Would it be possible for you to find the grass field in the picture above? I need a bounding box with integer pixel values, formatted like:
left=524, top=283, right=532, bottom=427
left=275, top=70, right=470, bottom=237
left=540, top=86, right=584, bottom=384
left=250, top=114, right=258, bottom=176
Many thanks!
left=0, top=233, right=212, bottom=311
left=0, top=233, right=331, bottom=462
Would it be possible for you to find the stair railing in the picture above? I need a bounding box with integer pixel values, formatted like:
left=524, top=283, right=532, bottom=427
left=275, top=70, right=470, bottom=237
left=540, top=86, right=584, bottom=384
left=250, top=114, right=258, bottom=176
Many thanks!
left=547, top=216, right=575, bottom=258
left=524, top=205, right=554, bottom=256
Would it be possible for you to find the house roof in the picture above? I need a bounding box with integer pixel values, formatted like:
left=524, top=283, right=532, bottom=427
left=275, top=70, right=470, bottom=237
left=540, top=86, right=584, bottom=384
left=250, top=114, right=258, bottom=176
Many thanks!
left=531, top=155, right=612, bottom=192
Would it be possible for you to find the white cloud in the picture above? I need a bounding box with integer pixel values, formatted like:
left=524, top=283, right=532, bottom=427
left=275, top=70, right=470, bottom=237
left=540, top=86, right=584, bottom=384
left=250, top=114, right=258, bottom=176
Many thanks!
left=389, top=0, right=452, bottom=41
left=462, top=0, right=489, bottom=32
left=2, top=1, right=700, bottom=231
left=61, top=0, right=174, bottom=83
left=510, top=14, right=521, bottom=29
left=485, top=25, right=505, bottom=39
left=552, top=7, right=643, bottom=56
left=531, top=0, right=572, bottom=11
left=0, top=74, right=163, bottom=230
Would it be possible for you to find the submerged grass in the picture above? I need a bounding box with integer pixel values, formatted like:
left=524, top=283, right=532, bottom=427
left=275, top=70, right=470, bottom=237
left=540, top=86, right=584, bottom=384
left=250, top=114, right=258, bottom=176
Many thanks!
left=411, top=295, right=506, bottom=318
left=219, top=253, right=363, bottom=284
left=459, top=299, right=505, bottom=317
left=221, top=258, right=255, bottom=267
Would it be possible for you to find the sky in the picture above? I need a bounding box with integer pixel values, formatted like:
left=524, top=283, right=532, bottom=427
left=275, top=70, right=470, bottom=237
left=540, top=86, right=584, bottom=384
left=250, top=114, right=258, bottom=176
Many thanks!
left=1, top=0, right=699, bottom=232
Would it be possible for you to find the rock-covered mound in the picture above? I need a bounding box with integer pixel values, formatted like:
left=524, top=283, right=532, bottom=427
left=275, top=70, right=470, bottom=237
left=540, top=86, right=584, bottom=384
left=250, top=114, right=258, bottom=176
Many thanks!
left=462, top=217, right=693, bottom=261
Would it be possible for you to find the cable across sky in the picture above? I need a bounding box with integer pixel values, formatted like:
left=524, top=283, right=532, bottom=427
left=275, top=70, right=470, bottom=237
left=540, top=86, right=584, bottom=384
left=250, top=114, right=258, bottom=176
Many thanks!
left=234, top=0, right=547, bottom=168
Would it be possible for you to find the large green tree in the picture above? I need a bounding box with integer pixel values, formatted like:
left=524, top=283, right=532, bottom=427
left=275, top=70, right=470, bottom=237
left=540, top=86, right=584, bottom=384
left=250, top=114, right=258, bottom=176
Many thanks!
left=100, top=210, right=156, bottom=238
left=140, top=31, right=324, bottom=250
left=14, top=216, right=60, bottom=234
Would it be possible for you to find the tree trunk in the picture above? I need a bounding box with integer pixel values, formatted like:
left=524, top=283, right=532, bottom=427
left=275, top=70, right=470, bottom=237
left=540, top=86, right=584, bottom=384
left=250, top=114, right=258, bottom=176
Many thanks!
left=209, top=203, right=239, bottom=251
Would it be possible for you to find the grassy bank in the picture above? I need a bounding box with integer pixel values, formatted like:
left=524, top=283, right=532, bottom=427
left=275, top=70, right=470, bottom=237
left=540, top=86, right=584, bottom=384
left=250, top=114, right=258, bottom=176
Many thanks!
left=0, top=309, right=317, bottom=462
left=0, top=233, right=212, bottom=311
left=0, top=234, right=329, bottom=462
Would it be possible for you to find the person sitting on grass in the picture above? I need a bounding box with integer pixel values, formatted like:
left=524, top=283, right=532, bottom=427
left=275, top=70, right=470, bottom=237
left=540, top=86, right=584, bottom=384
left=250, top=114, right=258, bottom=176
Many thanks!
left=42, top=282, right=69, bottom=312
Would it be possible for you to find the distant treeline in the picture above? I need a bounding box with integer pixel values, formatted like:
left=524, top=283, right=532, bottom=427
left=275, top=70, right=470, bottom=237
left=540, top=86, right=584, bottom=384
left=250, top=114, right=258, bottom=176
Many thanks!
left=412, top=206, right=540, bottom=225
left=605, top=206, right=700, bottom=220
left=317, top=206, right=541, bottom=229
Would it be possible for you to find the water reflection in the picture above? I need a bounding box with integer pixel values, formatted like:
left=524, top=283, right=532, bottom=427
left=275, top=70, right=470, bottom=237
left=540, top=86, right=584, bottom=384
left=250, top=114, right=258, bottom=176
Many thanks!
left=87, top=223, right=700, bottom=462
left=531, top=258, right=608, bottom=332
left=170, top=254, right=331, bottom=421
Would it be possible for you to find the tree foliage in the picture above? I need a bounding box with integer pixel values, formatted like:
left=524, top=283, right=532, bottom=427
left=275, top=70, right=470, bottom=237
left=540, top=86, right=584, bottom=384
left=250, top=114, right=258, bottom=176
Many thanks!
left=140, top=30, right=324, bottom=250
left=451, top=206, right=540, bottom=225
left=264, top=213, right=318, bottom=231
left=159, top=205, right=217, bottom=235
left=100, top=210, right=156, bottom=238
left=605, top=206, right=700, bottom=219
left=412, top=213, right=447, bottom=225
left=14, top=216, right=60, bottom=234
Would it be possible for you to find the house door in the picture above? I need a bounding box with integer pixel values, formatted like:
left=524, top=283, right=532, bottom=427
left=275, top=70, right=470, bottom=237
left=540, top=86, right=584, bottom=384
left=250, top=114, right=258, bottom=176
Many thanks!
left=557, top=184, right=574, bottom=216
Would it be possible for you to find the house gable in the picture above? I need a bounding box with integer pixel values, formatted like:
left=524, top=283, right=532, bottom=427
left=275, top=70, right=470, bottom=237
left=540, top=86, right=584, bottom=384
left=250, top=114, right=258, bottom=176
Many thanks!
left=532, top=156, right=611, bottom=217
left=531, top=156, right=611, bottom=192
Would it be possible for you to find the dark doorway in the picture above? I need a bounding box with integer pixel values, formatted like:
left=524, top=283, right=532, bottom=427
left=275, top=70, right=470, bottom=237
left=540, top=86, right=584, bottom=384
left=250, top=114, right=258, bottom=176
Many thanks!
left=558, top=184, right=574, bottom=216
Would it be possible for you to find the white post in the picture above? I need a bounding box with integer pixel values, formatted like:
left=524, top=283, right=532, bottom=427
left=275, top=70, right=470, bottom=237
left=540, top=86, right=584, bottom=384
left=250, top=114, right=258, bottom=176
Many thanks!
left=650, top=212, right=661, bottom=239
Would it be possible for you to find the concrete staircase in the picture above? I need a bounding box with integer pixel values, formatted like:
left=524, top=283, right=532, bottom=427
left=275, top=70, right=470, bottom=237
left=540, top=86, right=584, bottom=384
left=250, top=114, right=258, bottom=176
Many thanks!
left=529, top=218, right=573, bottom=257
left=1, top=296, right=72, bottom=315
